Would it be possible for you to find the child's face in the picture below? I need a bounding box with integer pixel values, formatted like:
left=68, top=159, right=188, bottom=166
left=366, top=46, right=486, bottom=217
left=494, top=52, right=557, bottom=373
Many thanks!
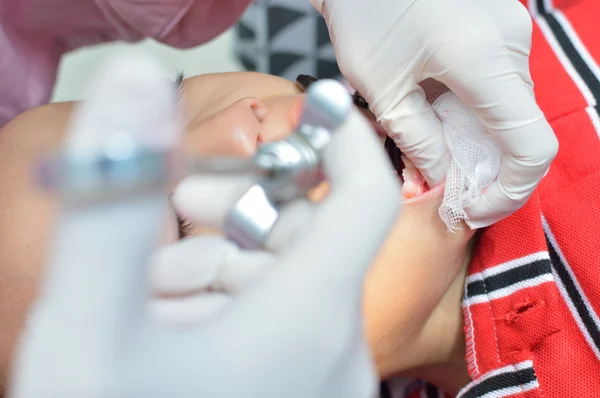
left=0, top=71, right=473, bottom=392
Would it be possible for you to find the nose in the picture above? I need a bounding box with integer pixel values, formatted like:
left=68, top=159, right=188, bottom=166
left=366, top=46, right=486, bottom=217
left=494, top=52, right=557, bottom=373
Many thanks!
left=184, top=97, right=267, bottom=157
left=259, top=95, right=304, bottom=142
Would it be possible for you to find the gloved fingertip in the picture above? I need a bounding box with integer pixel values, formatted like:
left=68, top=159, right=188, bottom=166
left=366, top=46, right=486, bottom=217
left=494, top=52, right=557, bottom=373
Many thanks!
left=408, top=152, right=450, bottom=188
left=149, top=236, right=231, bottom=295
left=463, top=181, right=526, bottom=228
left=378, top=91, right=452, bottom=187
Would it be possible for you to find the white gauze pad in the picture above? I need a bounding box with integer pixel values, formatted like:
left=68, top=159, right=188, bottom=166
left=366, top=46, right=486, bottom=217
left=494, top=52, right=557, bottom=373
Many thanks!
left=429, top=87, right=501, bottom=231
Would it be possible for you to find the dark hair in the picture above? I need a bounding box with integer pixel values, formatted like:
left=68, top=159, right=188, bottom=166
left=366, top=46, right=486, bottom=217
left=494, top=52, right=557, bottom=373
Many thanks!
left=296, top=74, right=369, bottom=110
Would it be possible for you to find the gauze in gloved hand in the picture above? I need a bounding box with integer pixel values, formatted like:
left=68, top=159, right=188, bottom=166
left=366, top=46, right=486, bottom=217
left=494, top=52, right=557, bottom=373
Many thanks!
left=390, top=81, right=501, bottom=232
left=430, top=89, right=501, bottom=231
left=312, top=0, right=559, bottom=228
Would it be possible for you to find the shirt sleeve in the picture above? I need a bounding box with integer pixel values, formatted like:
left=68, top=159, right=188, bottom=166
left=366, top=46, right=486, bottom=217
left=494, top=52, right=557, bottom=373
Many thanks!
left=99, top=0, right=253, bottom=48
left=0, top=0, right=254, bottom=127
left=160, top=0, right=252, bottom=48
left=0, top=21, right=63, bottom=127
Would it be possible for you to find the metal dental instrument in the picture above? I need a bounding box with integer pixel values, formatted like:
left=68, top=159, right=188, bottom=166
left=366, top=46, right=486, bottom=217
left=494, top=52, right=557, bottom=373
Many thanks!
left=219, top=79, right=353, bottom=249
left=187, top=78, right=352, bottom=186
left=36, top=79, right=352, bottom=248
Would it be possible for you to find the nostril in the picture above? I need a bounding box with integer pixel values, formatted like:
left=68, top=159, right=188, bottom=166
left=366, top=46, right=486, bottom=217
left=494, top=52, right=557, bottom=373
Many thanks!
left=251, top=102, right=267, bottom=122
left=235, top=97, right=267, bottom=123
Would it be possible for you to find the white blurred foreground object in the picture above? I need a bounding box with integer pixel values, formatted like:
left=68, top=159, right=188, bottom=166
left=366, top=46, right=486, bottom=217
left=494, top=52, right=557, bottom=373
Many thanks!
left=10, top=51, right=399, bottom=398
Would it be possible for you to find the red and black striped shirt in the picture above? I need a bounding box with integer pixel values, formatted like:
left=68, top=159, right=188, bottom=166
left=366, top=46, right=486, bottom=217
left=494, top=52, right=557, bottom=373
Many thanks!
left=386, top=0, right=600, bottom=396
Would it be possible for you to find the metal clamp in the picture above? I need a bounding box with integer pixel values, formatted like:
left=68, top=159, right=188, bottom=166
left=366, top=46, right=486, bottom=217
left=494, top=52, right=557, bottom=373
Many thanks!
left=37, top=79, right=353, bottom=246
left=223, top=79, right=352, bottom=250
left=223, top=184, right=279, bottom=249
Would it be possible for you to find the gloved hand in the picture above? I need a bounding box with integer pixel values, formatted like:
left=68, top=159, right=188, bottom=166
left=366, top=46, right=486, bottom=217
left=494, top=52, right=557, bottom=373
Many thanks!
left=313, top=0, right=559, bottom=228
left=9, top=51, right=399, bottom=398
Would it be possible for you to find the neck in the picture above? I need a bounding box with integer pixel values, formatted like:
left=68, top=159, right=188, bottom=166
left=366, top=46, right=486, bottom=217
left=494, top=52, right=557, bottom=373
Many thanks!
left=399, top=234, right=478, bottom=395
left=401, top=344, right=470, bottom=395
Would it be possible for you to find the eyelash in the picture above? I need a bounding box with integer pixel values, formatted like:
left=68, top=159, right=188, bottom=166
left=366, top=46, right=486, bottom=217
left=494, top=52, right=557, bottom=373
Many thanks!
left=176, top=71, right=184, bottom=101
left=176, top=214, right=194, bottom=240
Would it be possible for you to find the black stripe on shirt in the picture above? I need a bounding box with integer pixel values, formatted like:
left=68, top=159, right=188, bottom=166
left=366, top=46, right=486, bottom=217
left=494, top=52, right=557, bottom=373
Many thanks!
left=535, top=0, right=600, bottom=115
left=425, top=383, right=440, bottom=398
left=459, top=367, right=537, bottom=398
left=465, top=259, right=552, bottom=298
left=546, top=234, right=600, bottom=353
left=380, top=382, right=392, bottom=398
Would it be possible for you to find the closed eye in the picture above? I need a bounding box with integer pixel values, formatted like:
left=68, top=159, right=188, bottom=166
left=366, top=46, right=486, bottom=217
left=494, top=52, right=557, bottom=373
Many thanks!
left=176, top=213, right=194, bottom=239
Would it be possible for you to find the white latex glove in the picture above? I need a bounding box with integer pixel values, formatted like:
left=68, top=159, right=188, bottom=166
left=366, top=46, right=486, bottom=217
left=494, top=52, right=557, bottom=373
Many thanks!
left=9, top=51, right=399, bottom=398
left=313, top=0, right=559, bottom=228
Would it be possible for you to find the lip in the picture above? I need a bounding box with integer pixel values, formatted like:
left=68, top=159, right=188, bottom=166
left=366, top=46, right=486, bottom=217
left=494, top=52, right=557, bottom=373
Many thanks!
left=400, top=183, right=445, bottom=204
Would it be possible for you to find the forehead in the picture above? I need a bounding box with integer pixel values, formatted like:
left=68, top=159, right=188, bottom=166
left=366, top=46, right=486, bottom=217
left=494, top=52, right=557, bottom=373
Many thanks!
left=180, top=72, right=301, bottom=123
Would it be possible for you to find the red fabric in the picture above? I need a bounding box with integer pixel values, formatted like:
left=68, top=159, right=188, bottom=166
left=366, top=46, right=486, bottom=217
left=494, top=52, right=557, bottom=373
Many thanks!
left=459, top=0, right=600, bottom=396
left=387, top=1, right=600, bottom=396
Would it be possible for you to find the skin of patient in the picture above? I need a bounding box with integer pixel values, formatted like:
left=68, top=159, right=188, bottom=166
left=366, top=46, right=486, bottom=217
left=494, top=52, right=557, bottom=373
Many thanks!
left=0, top=72, right=474, bottom=395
